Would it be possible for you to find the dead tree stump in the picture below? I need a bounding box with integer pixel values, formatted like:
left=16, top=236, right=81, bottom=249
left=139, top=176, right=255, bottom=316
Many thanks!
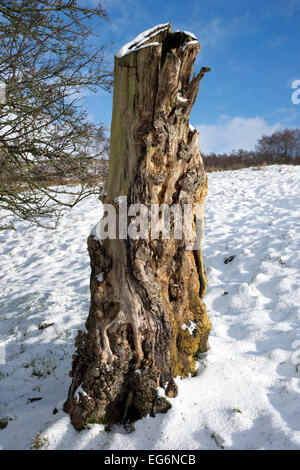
left=64, top=23, right=211, bottom=430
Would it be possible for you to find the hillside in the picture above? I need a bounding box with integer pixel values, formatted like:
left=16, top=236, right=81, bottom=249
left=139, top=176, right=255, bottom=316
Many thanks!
left=0, top=165, right=299, bottom=450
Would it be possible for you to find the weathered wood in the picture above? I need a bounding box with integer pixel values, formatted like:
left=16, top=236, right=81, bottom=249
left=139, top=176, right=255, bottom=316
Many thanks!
left=64, top=23, right=211, bottom=430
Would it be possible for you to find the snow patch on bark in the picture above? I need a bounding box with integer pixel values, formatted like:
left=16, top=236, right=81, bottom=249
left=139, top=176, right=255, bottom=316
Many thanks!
left=115, top=23, right=170, bottom=58
left=182, top=320, right=198, bottom=335
left=74, top=384, right=91, bottom=402
left=182, top=40, right=199, bottom=52
left=183, top=31, right=198, bottom=40
left=178, top=93, right=189, bottom=103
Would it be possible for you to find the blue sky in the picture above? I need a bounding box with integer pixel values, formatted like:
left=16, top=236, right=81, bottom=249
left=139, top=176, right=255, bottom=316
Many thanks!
left=86, top=0, right=300, bottom=154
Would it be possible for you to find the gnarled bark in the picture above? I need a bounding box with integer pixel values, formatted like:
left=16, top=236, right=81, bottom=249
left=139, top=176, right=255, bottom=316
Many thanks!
left=64, top=23, right=211, bottom=430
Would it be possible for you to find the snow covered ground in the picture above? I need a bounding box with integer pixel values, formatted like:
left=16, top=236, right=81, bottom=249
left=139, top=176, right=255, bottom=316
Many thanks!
left=0, top=165, right=300, bottom=450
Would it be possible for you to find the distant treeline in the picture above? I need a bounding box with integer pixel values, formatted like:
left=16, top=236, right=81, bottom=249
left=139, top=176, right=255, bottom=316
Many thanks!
left=2, top=129, right=300, bottom=193
left=1, top=157, right=109, bottom=192
left=203, top=128, right=300, bottom=172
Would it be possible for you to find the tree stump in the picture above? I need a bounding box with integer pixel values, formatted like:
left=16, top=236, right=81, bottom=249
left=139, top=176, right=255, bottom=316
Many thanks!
left=64, top=23, right=211, bottom=430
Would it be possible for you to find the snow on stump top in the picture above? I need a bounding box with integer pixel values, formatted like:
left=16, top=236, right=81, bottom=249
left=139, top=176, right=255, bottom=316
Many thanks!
left=115, top=23, right=201, bottom=60
left=115, top=23, right=171, bottom=58
left=106, top=23, right=210, bottom=201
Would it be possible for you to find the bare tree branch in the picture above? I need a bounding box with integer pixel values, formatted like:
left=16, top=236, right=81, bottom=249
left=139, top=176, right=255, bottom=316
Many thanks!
left=0, top=0, right=112, bottom=228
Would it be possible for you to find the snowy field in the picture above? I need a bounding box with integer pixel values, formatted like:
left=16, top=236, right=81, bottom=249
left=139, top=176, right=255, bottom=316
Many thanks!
left=0, top=165, right=300, bottom=450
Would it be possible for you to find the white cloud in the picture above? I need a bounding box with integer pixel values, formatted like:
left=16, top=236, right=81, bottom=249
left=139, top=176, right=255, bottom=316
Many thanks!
left=197, top=115, right=281, bottom=154
left=188, top=16, right=243, bottom=50
left=267, top=36, right=287, bottom=49
left=266, top=107, right=300, bottom=123
left=273, top=0, right=300, bottom=17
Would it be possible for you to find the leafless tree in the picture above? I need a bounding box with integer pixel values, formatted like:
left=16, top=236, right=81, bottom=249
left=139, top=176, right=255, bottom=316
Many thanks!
left=202, top=128, right=300, bottom=171
left=0, top=0, right=112, bottom=228
left=256, top=129, right=300, bottom=164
